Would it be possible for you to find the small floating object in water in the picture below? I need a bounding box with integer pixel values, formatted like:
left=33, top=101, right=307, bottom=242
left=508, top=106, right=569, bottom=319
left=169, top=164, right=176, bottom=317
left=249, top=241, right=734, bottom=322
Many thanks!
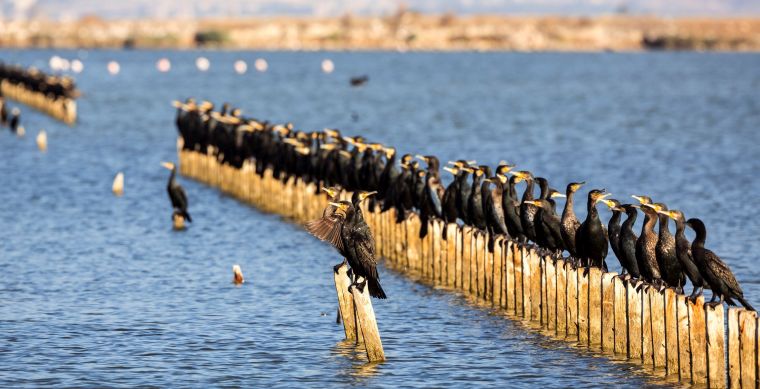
left=107, top=61, right=120, bottom=75
left=36, top=130, right=47, bottom=152
left=59, top=58, right=70, bottom=72
left=156, top=58, right=171, bottom=73
left=49, top=56, right=62, bottom=71
left=71, top=59, right=84, bottom=74
left=172, top=210, right=186, bottom=230
left=321, top=59, right=334, bottom=74
left=112, top=172, right=124, bottom=196
left=232, top=264, right=244, bottom=285
left=16, top=126, right=25, bottom=137
left=234, top=60, right=247, bottom=74
left=196, top=57, right=210, bottom=72
left=254, top=58, right=268, bottom=72
left=350, top=75, right=368, bottom=87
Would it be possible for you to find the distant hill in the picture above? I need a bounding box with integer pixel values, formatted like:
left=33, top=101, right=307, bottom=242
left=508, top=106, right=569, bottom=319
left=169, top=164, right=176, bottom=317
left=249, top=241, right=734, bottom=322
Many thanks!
left=1, top=0, right=759, bottom=20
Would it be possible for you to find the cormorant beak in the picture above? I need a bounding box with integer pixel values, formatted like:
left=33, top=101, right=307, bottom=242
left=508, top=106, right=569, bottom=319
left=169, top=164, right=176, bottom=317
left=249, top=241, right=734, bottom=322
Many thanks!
left=322, top=187, right=338, bottom=198
left=657, top=209, right=671, bottom=217
left=324, top=129, right=339, bottom=137
left=467, top=160, right=477, bottom=165
left=359, top=191, right=377, bottom=201
left=551, top=192, right=566, bottom=198
left=295, top=147, right=310, bottom=155
left=643, top=203, right=662, bottom=212
left=171, top=100, right=182, bottom=108
left=443, top=166, right=457, bottom=175
left=631, top=205, right=641, bottom=209
left=631, top=195, right=649, bottom=204
left=415, top=154, right=427, bottom=162
left=594, top=192, right=613, bottom=204
left=342, top=136, right=355, bottom=145
left=601, top=199, right=616, bottom=208
left=161, top=162, right=175, bottom=170
left=524, top=200, right=539, bottom=206
left=319, top=143, right=336, bottom=150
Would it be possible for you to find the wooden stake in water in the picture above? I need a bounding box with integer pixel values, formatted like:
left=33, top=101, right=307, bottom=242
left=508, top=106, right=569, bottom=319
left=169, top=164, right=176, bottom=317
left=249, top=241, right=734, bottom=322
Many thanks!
left=334, top=262, right=360, bottom=342
left=350, top=281, right=385, bottom=362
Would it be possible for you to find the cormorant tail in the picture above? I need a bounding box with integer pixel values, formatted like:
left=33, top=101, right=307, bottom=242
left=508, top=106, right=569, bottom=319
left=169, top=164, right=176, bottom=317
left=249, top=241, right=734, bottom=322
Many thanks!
left=419, top=220, right=429, bottom=239
left=738, top=296, right=755, bottom=311
left=183, top=210, right=193, bottom=223
left=369, top=278, right=387, bottom=299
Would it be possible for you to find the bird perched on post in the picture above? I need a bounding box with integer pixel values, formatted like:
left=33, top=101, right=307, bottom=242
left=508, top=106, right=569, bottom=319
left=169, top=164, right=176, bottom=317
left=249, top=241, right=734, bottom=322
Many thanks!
left=161, top=162, right=192, bottom=229
left=305, top=192, right=386, bottom=299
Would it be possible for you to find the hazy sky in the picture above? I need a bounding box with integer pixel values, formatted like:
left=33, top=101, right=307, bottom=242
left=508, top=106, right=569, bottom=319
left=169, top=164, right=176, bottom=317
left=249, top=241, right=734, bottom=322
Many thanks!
left=2, top=0, right=758, bottom=20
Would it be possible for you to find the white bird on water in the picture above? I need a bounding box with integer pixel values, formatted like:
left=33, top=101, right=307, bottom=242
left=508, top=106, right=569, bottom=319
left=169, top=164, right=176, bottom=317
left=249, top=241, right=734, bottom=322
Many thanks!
left=36, top=130, right=47, bottom=152
left=112, top=172, right=124, bottom=196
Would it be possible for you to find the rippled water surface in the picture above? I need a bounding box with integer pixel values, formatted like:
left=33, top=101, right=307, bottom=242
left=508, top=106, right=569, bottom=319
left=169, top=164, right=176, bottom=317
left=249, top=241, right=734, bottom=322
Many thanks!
left=1, top=50, right=759, bottom=387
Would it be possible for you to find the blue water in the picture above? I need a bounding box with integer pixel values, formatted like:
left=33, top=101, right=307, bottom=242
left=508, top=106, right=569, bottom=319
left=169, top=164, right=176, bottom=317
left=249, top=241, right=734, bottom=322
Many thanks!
left=1, top=50, right=758, bottom=387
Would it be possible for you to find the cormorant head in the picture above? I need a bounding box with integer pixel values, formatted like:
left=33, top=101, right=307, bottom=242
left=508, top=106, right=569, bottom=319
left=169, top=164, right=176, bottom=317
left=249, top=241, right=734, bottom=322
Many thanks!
left=199, top=101, right=214, bottom=112
left=328, top=200, right=352, bottom=217
left=685, top=218, right=706, bottom=237
left=640, top=203, right=659, bottom=217
left=602, top=198, right=622, bottom=211
left=549, top=188, right=566, bottom=199
left=631, top=195, right=653, bottom=205
left=231, top=108, right=241, bottom=117
left=12, top=107, right=20, bottom=116
left=443, top=166, right=459, bottom=175
left=383, top=147, right=396, bottom=158
left=401, top=154, right=413, bottom=164
left=589, top=189, right=611, bottom=204
left=357, top=191, right=377, bottom=202
left=511, top=170, right=533, bottom=183
left=661, top=209, right=685, bottom=222
left=479, top=165, right=491, bottom=177
left=567, top=181, right=585, bottom=193
left=232, top=265, right=244, bottom=285
left=324, top=128, right=341, bottom=138
left=322, top=186, right=341, bottom=199
left=161, top=161, right=176, bottom=170
left=496, top=164, right=515, bottom=175
left=474, top=167, right=485, bottom=177
left=369, top=143, right=384, bottom=151
left=524, top=199, right=549, bottom=210
left=417, top=170, right=426, bottom=178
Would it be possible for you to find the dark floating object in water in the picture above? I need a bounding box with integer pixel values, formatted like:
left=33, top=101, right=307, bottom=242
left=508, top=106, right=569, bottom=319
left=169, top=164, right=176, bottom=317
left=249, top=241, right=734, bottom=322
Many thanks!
left=349, top=75, right=369, bottom=87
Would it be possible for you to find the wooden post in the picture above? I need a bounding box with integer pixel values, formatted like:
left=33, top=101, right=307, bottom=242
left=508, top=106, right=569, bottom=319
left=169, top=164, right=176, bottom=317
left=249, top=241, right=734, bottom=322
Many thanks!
left=728, top=308, right=741, bottom=389
left=601, top=272, right=616, bottom=353
left=739, top=310, right=757, bottom=389
left=613, top=276, right=627, bottom=355
left=676, top=294, right=692, bottom=382
left=455, top=226, right=464, bottom=290
left=588, top=267, right=602, bottom=347
left=476, top=232, right=486, bottom=298
left=350, top=282, right=385, bottom=362
left=555, top=260, right=567, bottom=336
left=578, top=266, right=589, bottom=343
left=705, top=304, right=726, bottom=388
left=521, top=247, right=532, bottom=319
left=664, top=288, right=679, bottom=376
left=642, top=286, right=653, bottom=365
left=334, top=262, right=360, bottom=342
left=492, top=237, right=503, bottom=306
left=546, top=258, right=557, bottom=332
left=462, top=227, right=473, bottom=294
left=514, top=245, right=524, bottom=316
left=566, top=264, right=578, bottom=338
left=627, top=281, right=642, bottom=361
left=689, top=296, right=707, bottom=385
left=505, top=243, right=516, bottom=313
left=650, top=288, right=666, bottom=368
left=529, top=251, right=541, bottom=322
left=446, top=224, right=457, bottom=287
left=485, top=235, right=494, bottom=303
left=432, top=220, right=443, bottom=285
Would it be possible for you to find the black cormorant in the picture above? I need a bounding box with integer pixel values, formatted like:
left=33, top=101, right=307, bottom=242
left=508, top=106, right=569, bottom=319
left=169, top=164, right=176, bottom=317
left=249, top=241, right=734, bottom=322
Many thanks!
left=636, top=201, right=662, bottom=287
left=162, top=162, right=192, bottom=225
left=561, top=181, right=584, bottom=263
left=649, top=203, right=685, bottom=290
left=617, top=204, right=641, bottom=279
left=687, top=218, right=752, bottom=310
left=576, top=189, right=611, bottom=270
left=661, top=209, right=709, bottom=300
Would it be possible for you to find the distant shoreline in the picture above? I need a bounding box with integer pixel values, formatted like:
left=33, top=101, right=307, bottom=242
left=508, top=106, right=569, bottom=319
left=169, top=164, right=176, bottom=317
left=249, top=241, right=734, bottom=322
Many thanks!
left=2, top=14, right=759, bottom=52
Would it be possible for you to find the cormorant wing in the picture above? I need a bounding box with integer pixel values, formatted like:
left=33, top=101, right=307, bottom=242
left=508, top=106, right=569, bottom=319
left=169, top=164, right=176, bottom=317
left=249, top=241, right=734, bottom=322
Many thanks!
left=428, top=184, right=443, bottom=218
left=350, top=227, right=378, bottom=274
left=705, top=249, right=743, bottom=295
left=305, top=213, right=345, bottom=253
left=175, top=185, right=189, bottom=210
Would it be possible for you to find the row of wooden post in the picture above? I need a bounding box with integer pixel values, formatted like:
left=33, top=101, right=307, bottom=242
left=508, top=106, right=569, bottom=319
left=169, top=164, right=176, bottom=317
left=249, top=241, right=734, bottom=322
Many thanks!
left=0, top=80, right=77, bottom=124
left=178, top=146, right=759, bottom=385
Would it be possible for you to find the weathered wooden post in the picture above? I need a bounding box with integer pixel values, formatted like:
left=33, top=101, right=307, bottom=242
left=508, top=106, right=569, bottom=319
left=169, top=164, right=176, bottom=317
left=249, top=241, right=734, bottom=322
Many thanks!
left=650, top=288, right=666, bottom=368
left=676, top=293, right=692, bottom=381
left=545, top=256, right=557, bottom=331
left=492, top=237, right=503, bottom=306
left=529, top=250, right=541, bottom=322
left=555, top=259, right=567, bottom=336
left=505, top=242, right=516, bottom=312
left=705, top=304, right=726, bottom=388
left=613, top=276, right=627, bottom=355
left=738, top=310, right=757, bottom=388
left=514, top=245, right=524, bottom=316
left=689, top=296, right=707, bottom=385
left=600, top=272, right=616, bottom=352
left=350, top=282, right=386, bottom=362
left=476, top=233, right=486, bottom=298
left=728, top=308, right=740, bottom=388
left=664, top=288, right=679, bottom=376
left=446, top=224, right=457, bottom=287
left=566, top=264, right=578, bottom=338
left=578, top=266, right=589, bottom=344
left=521, top=247, right=531, bottom=319
left=642, top=286, right=653, bottom=365
left=627, top=281, right=643, bottom=360
left=485, top=236, right=494, bottom=302
left=588, top=267, right=602, bottom=347
left=462, top=227, right=473, bottom=293
left=334, top=262, right=361, bottom=343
